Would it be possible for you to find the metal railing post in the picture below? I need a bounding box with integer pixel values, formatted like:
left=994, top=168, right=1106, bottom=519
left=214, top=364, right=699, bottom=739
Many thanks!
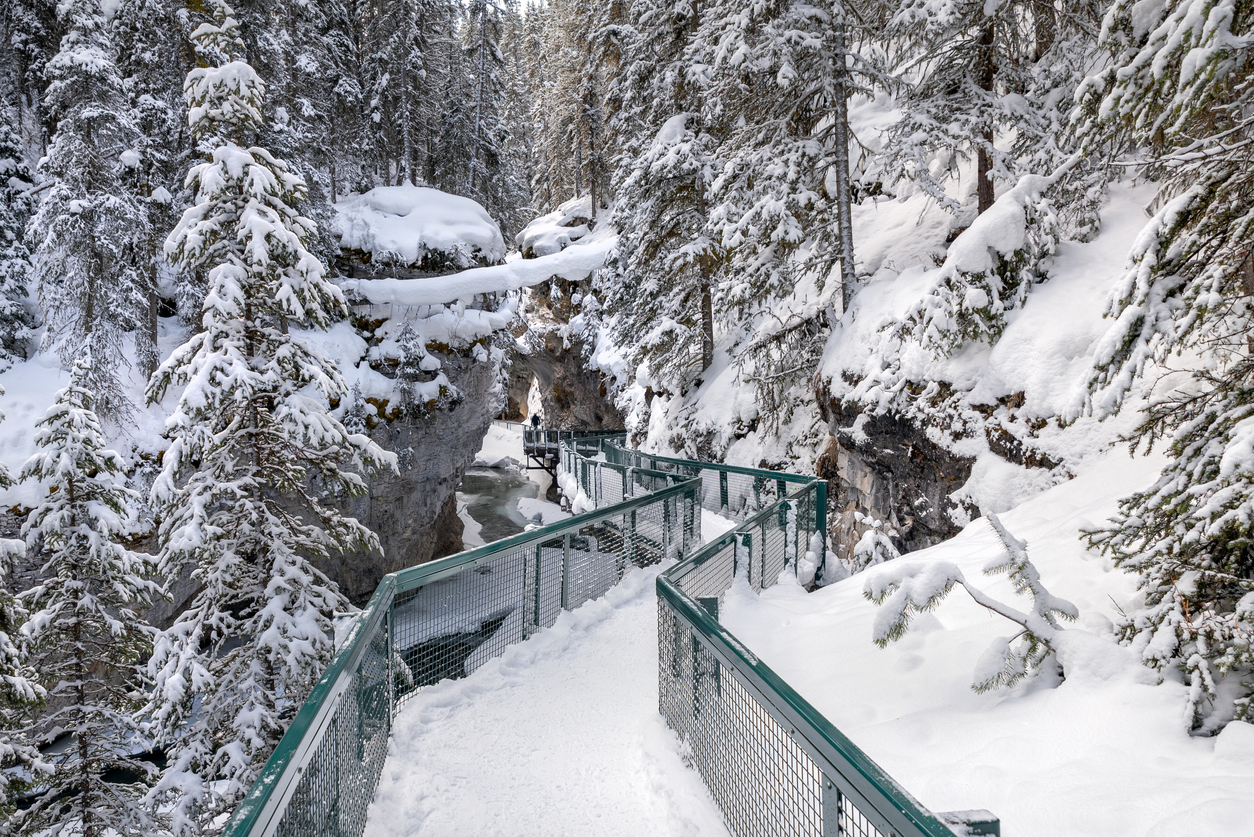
left=561, top=533, right=571, bottom=610
left=533, top=542, right=543, bottom=628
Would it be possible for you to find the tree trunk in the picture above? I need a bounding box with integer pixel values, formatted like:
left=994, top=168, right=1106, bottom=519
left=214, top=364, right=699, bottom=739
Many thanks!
left=833, top=19, right=856, bottom=312
left=589, top=122, right=598, bottom=221
left=400, top=63, right=413, bottom=186
left=976, top=23, right=996, bottom=215
left=700, top=279, right=714, bottom=373
left=1033, top=0, right=1057, bottom=61
left=697, top=168, right=714, bottom=373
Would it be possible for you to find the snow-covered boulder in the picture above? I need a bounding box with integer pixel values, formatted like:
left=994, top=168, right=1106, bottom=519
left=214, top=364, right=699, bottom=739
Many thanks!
left=516, top=194, right=594, bottom=258
left=334, top=185, right=506, bottom=270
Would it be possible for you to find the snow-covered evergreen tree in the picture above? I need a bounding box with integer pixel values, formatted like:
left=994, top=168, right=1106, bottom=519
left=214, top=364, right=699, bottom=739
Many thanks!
left=0, top=0, right=56, bottom=131
left=113, top=0, right=192, bottom=375
left=0, top=385, right=41, bottom=819
left=693, top=0, right=883, bottom=425
left=611, top=110, right=720, bottom=388
left=144, top=6, right=395, bottom=831
left=26, top=0, right=149, bottom=418
left=699, top=0, right=870, bottom=309
left=0, top=111, right=35, bottom=368
left=882, top=0, right=1039, bottom=215
left=605, top=0, right=720, bottom=391
left=0, top=551, right=41, bottom=820
left=529, top=0, right=612, bottom=212
left=1076, top=0, right=1254, bottom=730
left=10, top=354, right=159, bottom=837
left=849, top=512, right=900, bottom=573
left=464, top=0, right=531, bottom=237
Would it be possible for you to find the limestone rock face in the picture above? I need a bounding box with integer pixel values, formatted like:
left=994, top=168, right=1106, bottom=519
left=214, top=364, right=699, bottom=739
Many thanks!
left=323, top=352, right=500, bottom=605
left=816, top=401, right=974, bottom=566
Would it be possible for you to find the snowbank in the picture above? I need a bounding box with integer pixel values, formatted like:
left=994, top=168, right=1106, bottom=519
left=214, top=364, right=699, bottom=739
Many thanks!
left=721, top=448, right=1254, bottom=837
left=346, top=228, right=616, bottom=307
left=515, top=194, right=594, bottom=257
left=334, top=185, right=506, bottom=268
left=818, top=179, right=1162, bottom=513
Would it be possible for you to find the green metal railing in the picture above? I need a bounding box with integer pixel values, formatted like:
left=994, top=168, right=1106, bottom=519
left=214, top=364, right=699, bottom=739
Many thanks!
left=222, top=434, right=992, bottom=837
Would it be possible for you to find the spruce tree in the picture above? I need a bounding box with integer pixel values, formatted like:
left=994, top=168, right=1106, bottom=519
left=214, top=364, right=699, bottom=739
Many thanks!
left=26, top=0, right=149, bottom=418
left=0, top=385, right=42, bottom=819
left=112, top=0, right=193, bottom=375
left=144, top=6, right=395, bottom=831
left=464, top=0, right=530, bottom=236
left=699, top=0, right=871, bottom=309
left=0, top=111, right=35, bottom=368
left=882, top=0, right=1038, bottom=215
left=1076, top=0, right=1254, bottom=730
left=10, top=354, right=159, bottom=837
left=605, top=0, right=720, bottom=392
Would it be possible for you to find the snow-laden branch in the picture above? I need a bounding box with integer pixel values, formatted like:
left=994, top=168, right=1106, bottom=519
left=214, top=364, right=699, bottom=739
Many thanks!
left=864, top=513, right=1078, bottom=692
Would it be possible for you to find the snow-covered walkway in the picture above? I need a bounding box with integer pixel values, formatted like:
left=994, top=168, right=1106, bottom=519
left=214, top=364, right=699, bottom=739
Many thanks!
left=362, top=519, right=737, bottom=837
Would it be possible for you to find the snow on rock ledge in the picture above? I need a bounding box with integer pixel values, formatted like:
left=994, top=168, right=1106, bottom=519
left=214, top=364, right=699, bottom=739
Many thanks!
left=346, top=229, right=616, bottom=307
left=515, top=194, right=594, bottom=258
left=334, top=185, right=507, bottom=269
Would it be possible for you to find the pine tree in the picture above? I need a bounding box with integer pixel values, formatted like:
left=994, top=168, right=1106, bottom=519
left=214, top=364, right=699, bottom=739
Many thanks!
left=1075, top=0, right=1254, bottom=730
left=529, top=0, right=607, bottom=211
left=0, top=384, right=42, bottom=819
left=10, top=354, right=159, bottom=837
left=112, top=0, right=193, bottom=375
left=0, top=111, right=35, bottom=368
left=699, top=0, right=871, bottom=310
left=604, top=0, right=720, bottom=391
left=693, top=0, right=881, bottom=424
left=464, top=0, right=530, bottom=237
left=144, top=6, right=395, bottom=831
left=882, top=0, right=1040, bottom=215
left=360, top=0, right=463, bottom=187
left=0, top=0, right=57, bottom=132
left=26, top=0, right=149, bottom=418
left=849, top=512, right=900, bottom=573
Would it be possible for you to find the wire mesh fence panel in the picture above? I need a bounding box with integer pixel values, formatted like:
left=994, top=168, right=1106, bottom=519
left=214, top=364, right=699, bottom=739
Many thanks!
left=673, top=539, right=738, bottom=602
left=273, top=618, right=392, bottom=837
left=531, top=537, right=566, bottom=631
left=390, top=547, right=529, bottom=706
left=659, top=605, right=830, bottom=837
left=757, top=513, right=788, bottom=593
left=564, top=519, right=628, bottom=610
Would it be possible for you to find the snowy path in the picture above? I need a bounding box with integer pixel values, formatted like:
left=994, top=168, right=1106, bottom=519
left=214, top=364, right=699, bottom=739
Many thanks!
left=362, top=517, right=736, bottom=837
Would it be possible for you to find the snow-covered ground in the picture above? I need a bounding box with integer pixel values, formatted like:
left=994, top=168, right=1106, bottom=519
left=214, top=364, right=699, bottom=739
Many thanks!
left=363, top=510, right=738, bottom=837
left=721, top=449, right=1254, bottom=837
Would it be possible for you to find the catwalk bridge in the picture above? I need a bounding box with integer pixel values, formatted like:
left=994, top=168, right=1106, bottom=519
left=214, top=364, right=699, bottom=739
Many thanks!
left=222, top=427, right=999, bottom=837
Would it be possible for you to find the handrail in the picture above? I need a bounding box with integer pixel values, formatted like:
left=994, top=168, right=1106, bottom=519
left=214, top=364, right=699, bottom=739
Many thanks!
left=221, top=430, right=990, bottom=837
